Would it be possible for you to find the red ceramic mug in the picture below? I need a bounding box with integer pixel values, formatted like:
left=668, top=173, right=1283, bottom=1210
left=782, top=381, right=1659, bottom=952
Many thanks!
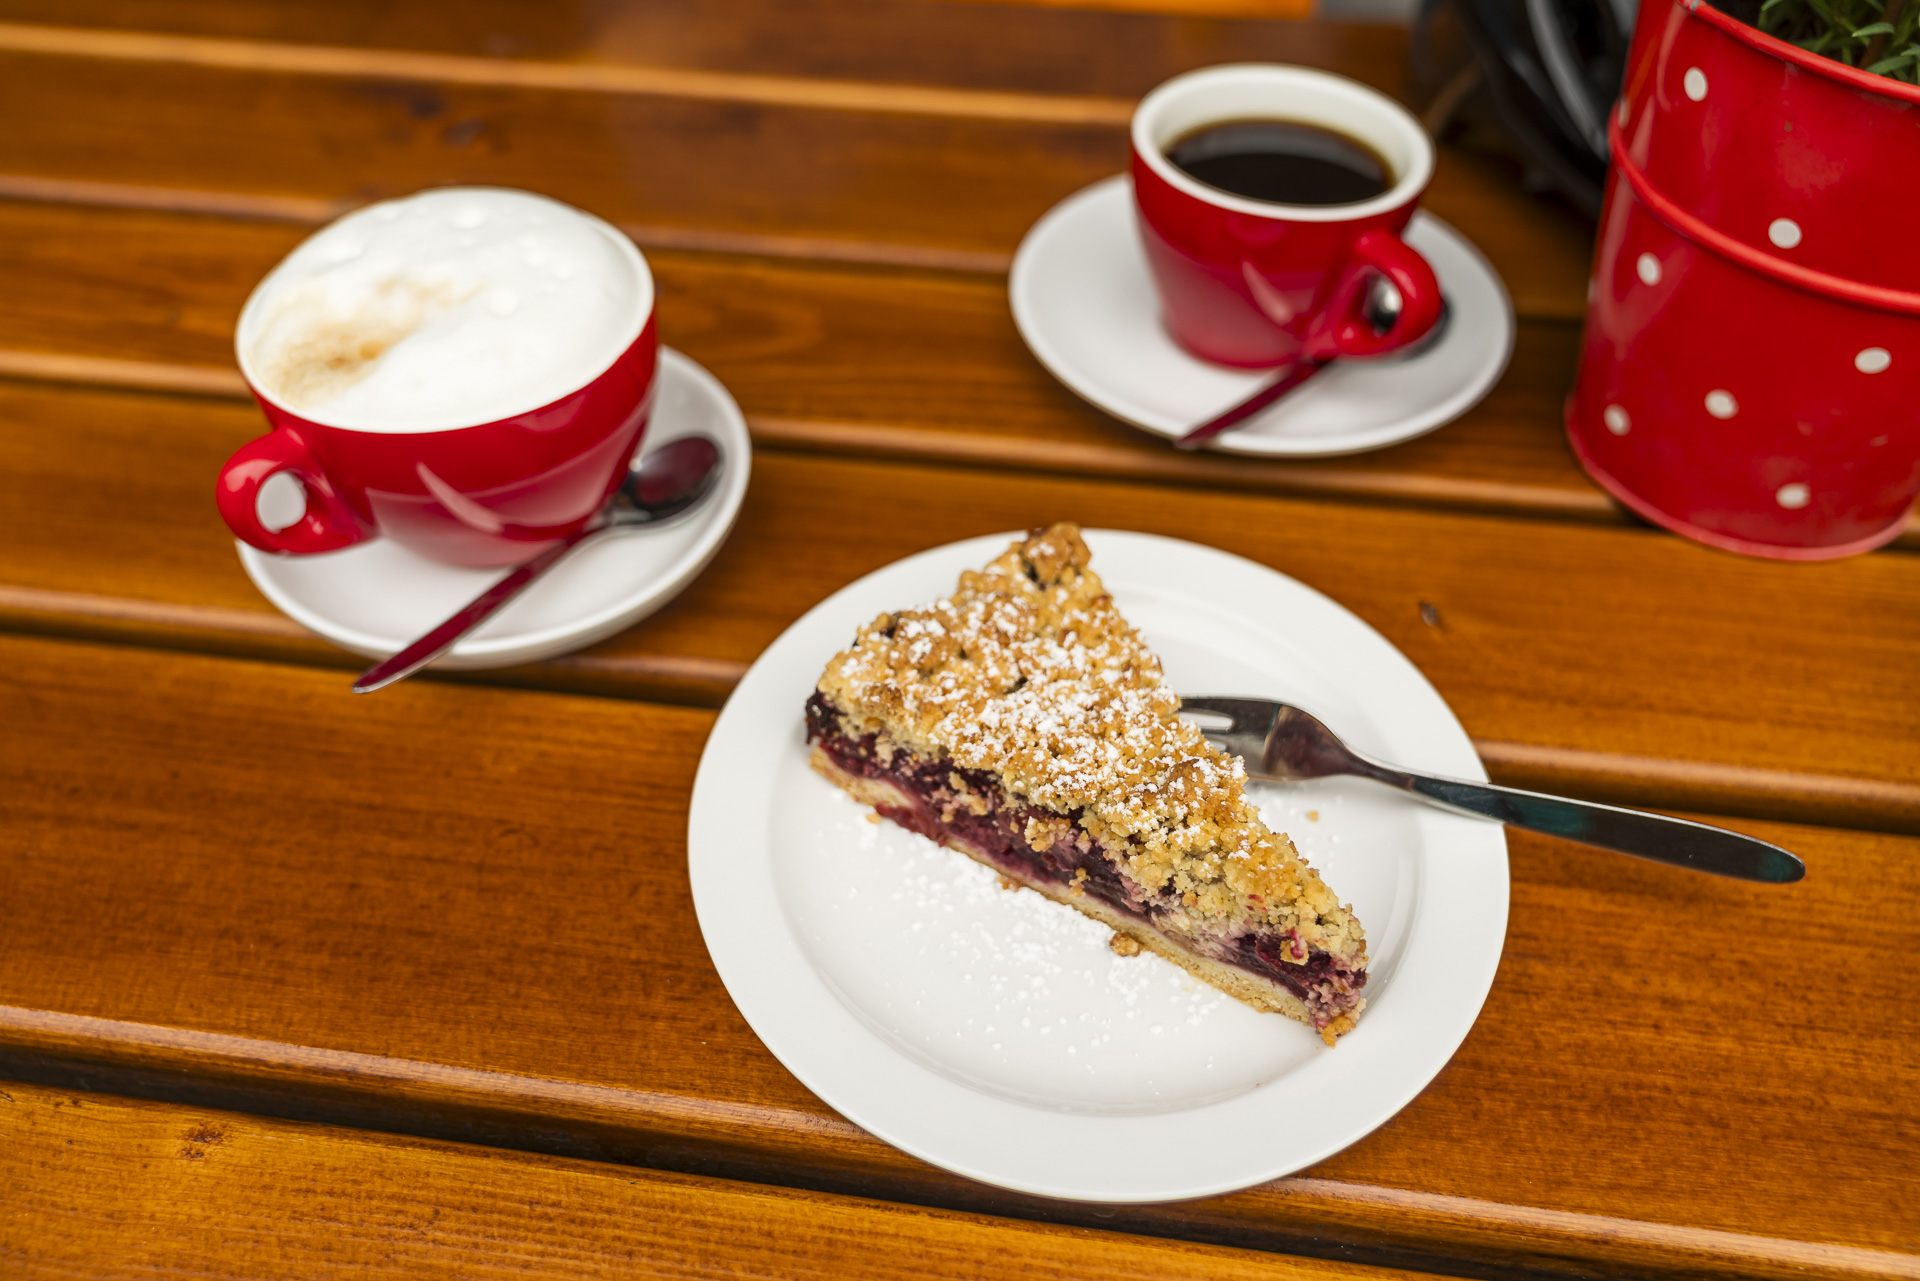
left=1132, top=64, right=1444, bottom=370
left=216, top=187, right=658, bottom=569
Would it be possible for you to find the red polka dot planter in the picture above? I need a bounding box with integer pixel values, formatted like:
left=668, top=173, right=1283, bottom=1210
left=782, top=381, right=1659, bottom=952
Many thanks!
left=1568, top=0, right=1920, bottom=559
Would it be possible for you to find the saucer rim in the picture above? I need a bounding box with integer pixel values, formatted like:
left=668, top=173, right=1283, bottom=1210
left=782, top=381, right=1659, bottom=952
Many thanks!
left=687, top=528, right=1510, bottom=1202
left=1008, top=174, right=1515, bottom=458
left=236, top=346, right=750, bottom=669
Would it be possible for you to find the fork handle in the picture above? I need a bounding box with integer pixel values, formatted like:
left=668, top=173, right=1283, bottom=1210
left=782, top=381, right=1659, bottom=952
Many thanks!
left=1364, top=764, right=1805, bottom=883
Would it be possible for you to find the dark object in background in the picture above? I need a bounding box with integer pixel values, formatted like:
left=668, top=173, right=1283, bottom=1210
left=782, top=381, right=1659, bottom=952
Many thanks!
left=1411, top=0, right=1637, bottom=215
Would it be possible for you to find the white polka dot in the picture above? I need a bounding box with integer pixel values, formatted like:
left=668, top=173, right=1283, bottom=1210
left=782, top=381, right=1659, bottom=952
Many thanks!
left=1870, top=434, right=1889, bottom=447
left=1603, top=404, right=1631, bottom=435
left=1684, top=68, right=1708, bottom=101
left=1637, top=253, right=1662, bottom=286
left=1775, top=483, right=1810, bottom=510
left=1705, top=390, right=1738, bottom=419
left=1767, top=218, right=1802, bottom=249
left=1856, top=347, right=1891, bottom=374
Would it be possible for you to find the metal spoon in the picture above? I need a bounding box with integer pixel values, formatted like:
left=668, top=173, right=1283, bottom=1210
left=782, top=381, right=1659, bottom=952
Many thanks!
left=1180, top=696, right=1805, bottom=883
left=1173, top=283, right=1453, bottom=451
left=352, top=434, right=723, bottom=694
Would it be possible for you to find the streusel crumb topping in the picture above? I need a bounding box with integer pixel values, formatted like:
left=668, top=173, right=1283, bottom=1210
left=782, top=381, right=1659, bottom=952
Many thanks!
left=815, top=523, right=1365, bottom=960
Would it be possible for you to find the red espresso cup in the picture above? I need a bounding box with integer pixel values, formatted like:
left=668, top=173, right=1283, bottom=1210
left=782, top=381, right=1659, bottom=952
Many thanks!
left=216, top=187, right=658, bottom=569
left=1132, top=65, right=1444, bottom=369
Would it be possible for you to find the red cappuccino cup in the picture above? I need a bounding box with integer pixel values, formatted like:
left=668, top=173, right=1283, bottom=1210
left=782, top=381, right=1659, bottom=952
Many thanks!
left=1132, top=65, right=1443, bottom=369
left=217, top=187, right=658, bottom=569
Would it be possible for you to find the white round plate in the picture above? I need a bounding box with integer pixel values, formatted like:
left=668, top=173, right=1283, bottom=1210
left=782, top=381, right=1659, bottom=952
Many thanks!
left=239, top=347, right=750, bottom=669
left=1010, top=176, right=1515, bottom=457
left=689, top=530, right=1508, bottom=1202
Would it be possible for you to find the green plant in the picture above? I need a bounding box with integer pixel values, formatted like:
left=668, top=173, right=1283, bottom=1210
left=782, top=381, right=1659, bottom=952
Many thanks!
left=1752, top=0, right=1919, bottom=81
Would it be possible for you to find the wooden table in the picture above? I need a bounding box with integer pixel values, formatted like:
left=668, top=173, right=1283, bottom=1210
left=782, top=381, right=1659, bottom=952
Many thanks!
left=1, top=1, right=1915, bottom=1276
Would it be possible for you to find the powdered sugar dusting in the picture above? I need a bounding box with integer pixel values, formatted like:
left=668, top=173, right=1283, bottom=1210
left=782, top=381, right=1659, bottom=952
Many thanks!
left=778, top=784, right=1296, bottom=1111
left=815, top=524, right=1365, bottom=965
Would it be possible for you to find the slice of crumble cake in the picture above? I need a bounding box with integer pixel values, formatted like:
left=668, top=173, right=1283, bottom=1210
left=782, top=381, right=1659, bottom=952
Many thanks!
left=805, top=523, right=1368, bottom=1044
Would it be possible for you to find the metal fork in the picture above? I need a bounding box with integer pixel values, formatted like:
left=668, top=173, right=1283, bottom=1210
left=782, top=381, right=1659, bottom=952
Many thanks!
left=1178, top=696, right=1804, bottom=883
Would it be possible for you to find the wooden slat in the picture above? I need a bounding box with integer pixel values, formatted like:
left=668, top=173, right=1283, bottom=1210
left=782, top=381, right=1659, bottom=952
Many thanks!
left=0, top=174, right=1020, bottom=271
left=0, top=378, right=1913, bottom=816
left=0, top=41, right=1594, bottom=319
left=1, top=224, right=1907, bottom=544
left=0, top=1083, right=1410, bottom=1281
left=1, top=579, right=1911, bottom=837
left=0, top=10, right=1907, bottom=1281
left=0, top=327, right=1765, bottom=532
left=0, top=0, right=1397, bottom=98
left=0, top=21, right=1141, bottom=125
left=0, top=633, right=1914, bottom=1281
left=0, top=195, right=1611, bottom=524
left=0, top=46, right=1111, bottom=256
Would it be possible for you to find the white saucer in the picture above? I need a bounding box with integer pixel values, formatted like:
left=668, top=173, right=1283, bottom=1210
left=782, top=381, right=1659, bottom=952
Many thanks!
left=1010, top=176, right=1515, bottom=456
left=688, top=531, right=1509, bottom=1202
left=239, top=348, right=750, bottom=670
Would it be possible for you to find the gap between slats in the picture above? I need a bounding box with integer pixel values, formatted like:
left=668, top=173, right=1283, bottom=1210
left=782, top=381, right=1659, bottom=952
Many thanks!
left=0, top=582, right=1913, bottom=837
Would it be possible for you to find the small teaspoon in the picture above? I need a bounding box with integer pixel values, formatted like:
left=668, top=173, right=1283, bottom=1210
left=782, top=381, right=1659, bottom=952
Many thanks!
left=352, top=434, right=723, bottom=694
left=1174, top=284, right=1452, bottom=451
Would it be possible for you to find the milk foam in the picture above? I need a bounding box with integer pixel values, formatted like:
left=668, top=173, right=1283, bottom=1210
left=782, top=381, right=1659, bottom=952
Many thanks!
left=242, top=188, right=648, bottom=432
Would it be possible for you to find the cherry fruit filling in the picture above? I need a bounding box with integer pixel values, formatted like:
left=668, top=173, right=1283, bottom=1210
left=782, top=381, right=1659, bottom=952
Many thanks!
left=808, top=693, right=1366, bottom=1024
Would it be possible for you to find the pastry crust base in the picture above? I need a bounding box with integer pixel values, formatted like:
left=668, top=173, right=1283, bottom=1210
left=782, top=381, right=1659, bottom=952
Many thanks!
left=811, top=748, right=1361, bottom=1045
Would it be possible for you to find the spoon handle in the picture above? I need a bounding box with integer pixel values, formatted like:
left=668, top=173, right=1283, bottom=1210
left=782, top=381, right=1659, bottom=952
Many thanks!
left=1173, top=357, right=1328, bottom=451
left=351, top=533, right=583, bottom=694
left=1366, top=763, right=1806, bottom=883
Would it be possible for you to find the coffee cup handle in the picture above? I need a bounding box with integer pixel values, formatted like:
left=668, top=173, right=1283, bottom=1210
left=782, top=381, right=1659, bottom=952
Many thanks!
left=1322, top=228, right=1444, bottom=360
left=215, top=427, right=373, bottom=555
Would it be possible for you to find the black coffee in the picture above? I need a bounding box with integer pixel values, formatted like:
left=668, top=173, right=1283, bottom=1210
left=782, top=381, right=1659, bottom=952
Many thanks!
left=1166, top=119, right=1391, bottom=206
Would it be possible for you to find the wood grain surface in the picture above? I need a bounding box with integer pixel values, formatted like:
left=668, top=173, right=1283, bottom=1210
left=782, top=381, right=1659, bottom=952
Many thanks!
left=0, top=24, right=1594, bottom=314
left=2, top=197, right=1911, bottom=548
left=0, top=634, right=1914, bottom=1281
left=0, top=1083, right=1429, bottom=1281
left=0, top=379, right=1914, bottom=826
left=0, top=0, right=1366, bottom=96
left=2, top=1, right=1917, bottom=1277
left=0, top=200, right=1625, bottom=570
left=0, top=196, right=1600, bottom=498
